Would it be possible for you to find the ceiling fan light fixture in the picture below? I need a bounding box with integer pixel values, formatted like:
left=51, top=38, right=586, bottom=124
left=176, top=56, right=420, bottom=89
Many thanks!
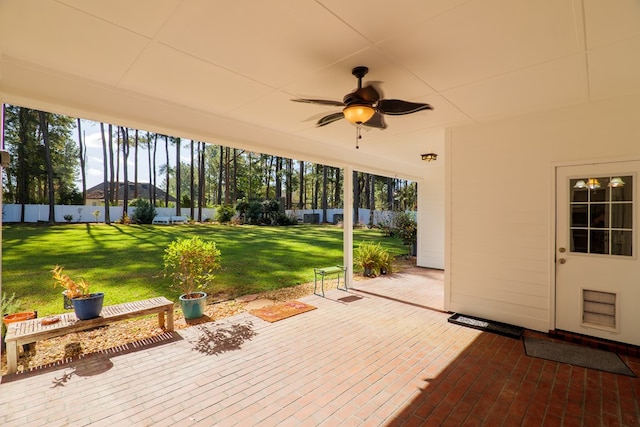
left=343, top=104, right=375, bottom=124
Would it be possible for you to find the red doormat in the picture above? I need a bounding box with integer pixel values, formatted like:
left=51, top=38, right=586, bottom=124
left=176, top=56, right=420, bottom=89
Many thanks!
left=249, top=301, right=316, bottom=323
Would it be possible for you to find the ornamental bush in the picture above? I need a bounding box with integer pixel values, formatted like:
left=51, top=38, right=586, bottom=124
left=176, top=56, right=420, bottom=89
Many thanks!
left=163, top=236, right=221, bottom=297
left=131, top=199, right=157, bottom=224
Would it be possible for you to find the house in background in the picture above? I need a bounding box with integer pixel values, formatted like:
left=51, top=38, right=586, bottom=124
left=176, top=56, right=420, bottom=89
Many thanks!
left=1, top=1, right=639, bottom=347
left=85, top=182, right=176, bottom=206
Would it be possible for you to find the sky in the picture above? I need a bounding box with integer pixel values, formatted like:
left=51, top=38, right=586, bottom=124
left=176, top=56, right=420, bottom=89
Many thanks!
left=75, top=119, right=193, bottom=190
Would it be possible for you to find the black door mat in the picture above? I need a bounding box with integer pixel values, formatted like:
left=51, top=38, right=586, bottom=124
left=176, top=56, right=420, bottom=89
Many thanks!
left=524, top=336, right=636, bottom=377
left=448, top=313, right=524, bottom=339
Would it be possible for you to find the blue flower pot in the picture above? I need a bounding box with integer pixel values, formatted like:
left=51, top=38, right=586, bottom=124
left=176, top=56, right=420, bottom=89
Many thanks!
left=72, top=292, right=104, bottom=320
left=179, top=292, right=207, bottom=319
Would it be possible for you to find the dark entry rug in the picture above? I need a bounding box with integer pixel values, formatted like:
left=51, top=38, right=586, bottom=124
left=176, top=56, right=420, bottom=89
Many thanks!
left=523, top=336, right=636, bottom=377
left=448, top=313, right=523, bottom=339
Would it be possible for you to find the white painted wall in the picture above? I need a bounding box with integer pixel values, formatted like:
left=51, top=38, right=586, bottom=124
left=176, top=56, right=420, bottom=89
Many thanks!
left=417, top=130, right=445, bottom=270
left=446, top=94, right=640, bottom=332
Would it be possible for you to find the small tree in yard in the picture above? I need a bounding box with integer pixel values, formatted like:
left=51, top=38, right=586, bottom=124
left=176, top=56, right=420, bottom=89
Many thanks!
left=163, top=237, right=221, bottom=298
left=131, top=199, right=157, bottom=224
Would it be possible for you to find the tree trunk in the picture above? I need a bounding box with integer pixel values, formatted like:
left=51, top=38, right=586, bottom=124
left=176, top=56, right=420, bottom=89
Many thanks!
left=275, top=156, right=282, bottom=201
left=334, top=167, right=341, bottom=207
left=232, top=148, right=238, bottom=204
left=114, top=131, right=122, bottom=203
left=164, top=135, right=169, bottom=207
left=198, top=141, right=205, bottom=221
left=322, top=165, right=328, bottom=223
left=190, top=140, right=195, bottom=219
left=76, top=118, right=87, bottom=204
left=286, top=159, right=293, bottom=209
left=223, top=147, right=230, bottom=204
left=120, top=127, right=130, bottom=219
left=17, top=108, right=29, bottom=222
left=298, top=160, right=304, bottom=209
left=353, top=170, right=360, bottom=225
left=217, top=146, right=223, bottom=205
left=175, top=137, right=181, bottom=216
left=369, top=174, right=375, bottom=226
left=147, top=132, right=153, bottom=204
left=108, top=125, right=115, bottom=204
left=38, top=111, right=56, bottom=224
left=100, top=123, right=111, bottom=224
left=133, top=129, right=139, bottom=199
left=152, top=133, right=158, bottom=206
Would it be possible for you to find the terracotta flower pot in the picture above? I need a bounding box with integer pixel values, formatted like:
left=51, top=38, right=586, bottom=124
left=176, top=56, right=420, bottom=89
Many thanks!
left=3, top=311, right=36, bottom=326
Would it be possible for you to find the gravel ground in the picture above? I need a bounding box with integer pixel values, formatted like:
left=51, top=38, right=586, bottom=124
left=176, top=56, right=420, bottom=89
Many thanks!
left=1, top=262, right=413, bottom=375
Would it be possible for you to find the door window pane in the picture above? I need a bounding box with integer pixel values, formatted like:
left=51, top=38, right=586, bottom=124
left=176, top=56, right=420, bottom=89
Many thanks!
left=571, top=205, right=588, bottom=227
left=569, top=175, right=633, bottom=256
left=611, top=231, right=633, bottom=256
left=611, top=204, right=632, bottom=229
left=590, top=204, right=608, bottom=228
left=590, top=230, right=608, bottom=254
left=571, top=229, right=588, bottom=253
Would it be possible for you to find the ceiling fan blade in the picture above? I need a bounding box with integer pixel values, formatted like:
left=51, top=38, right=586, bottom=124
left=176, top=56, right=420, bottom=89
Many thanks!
left=317, top=112, right=345, bottom=127
left=354, top=85, right=380, bottom=103
left=377, top=99, right=433, bottom=115
left=291, top=98, right=345, bottom=107
left=363, top=112, right=386, bottom=129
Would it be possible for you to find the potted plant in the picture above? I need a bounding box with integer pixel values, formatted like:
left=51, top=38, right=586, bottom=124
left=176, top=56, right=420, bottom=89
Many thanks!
left=379, top=250, right=394, bottom=275
left=51, top=265, right=104, bottom=320
left=163, top=236, right=221, bottom=319
left=354, top=241, right=391, bottom=277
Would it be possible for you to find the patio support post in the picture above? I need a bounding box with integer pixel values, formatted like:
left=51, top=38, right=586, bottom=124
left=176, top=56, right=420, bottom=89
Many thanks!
left=342, top=165, right=353, bottom=289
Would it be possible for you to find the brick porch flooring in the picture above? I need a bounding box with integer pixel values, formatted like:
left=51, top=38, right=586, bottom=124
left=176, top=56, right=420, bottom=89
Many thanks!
left=1, top=268, right=639, bottom=426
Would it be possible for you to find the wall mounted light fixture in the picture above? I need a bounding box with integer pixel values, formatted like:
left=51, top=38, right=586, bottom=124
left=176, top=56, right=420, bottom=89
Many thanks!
left=421, top=153, right=437, bottom=162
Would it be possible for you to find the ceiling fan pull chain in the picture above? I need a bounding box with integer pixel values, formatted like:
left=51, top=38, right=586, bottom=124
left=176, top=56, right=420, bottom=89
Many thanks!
left=356, top=125, right=362, bottom=149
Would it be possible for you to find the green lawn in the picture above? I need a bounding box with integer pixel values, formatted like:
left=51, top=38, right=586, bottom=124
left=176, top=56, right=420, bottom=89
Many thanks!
left=1, top=223, right=405, bottom=316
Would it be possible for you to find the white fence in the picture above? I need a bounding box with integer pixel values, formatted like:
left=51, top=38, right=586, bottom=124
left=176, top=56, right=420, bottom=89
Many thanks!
left=1, top=204, right=217, bottom=223
left=1, top=204, right=407, bottom=226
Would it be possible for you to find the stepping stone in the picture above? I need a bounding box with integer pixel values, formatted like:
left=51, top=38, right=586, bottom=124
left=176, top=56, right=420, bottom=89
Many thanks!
left=235, top=294, right=259, bottom=303
left=244, top=298, right=276, bottom=310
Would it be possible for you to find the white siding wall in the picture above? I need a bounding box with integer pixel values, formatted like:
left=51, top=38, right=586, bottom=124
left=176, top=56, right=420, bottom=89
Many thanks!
left=417, top=132, right=445, bottom=270
left=446, top=95, right=640, bottom=332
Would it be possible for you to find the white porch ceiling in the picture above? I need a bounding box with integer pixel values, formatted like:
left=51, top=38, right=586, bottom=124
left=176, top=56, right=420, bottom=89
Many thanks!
left=1, top=0, right=639, bottom=179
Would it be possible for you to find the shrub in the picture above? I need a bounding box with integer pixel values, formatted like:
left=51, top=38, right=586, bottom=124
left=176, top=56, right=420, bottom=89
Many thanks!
left=117, top=212, right=132, bottom=225
left=354, top=241, right=392, bottom=277
left=1, top=292, right=22, bottom=338
left=1, top=292, right=21, bottom=316
left=246, top=201, right=263, bottom=224
left=131, top=199, right=157, bottom=224
left=215, top=205, right=235, bottom=223
left=63, top=214, right=73, bottom=222
left=163, top=236, right=221, bottom=297
left=393, top=211, right=417, bottom=247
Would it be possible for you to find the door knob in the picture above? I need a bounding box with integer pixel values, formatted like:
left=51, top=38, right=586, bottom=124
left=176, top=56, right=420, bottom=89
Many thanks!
left=559, top=258, right=566, bottom=264
left=559, top=247, right=566, bottom=253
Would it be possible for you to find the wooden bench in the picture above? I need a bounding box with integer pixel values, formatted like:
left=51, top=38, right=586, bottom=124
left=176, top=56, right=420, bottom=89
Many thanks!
left=313, top=265, right=348, bottom=297
left=152, top=216, right=187, bottom=225
left=152, top=216, right=171, bottom=224
left=4, top=296, right=175, bottom=374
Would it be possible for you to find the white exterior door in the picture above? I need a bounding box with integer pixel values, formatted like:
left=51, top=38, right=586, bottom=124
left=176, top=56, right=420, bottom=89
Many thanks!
left=556, top=161, right=640, bottom=346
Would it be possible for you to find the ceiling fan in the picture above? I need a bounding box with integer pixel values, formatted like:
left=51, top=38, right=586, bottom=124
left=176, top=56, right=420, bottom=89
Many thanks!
left=292, top=66, right=433, bottom=129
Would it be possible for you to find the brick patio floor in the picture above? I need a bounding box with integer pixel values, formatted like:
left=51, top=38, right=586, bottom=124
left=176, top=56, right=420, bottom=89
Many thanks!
left=1, top=268, right=639, bottom=426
